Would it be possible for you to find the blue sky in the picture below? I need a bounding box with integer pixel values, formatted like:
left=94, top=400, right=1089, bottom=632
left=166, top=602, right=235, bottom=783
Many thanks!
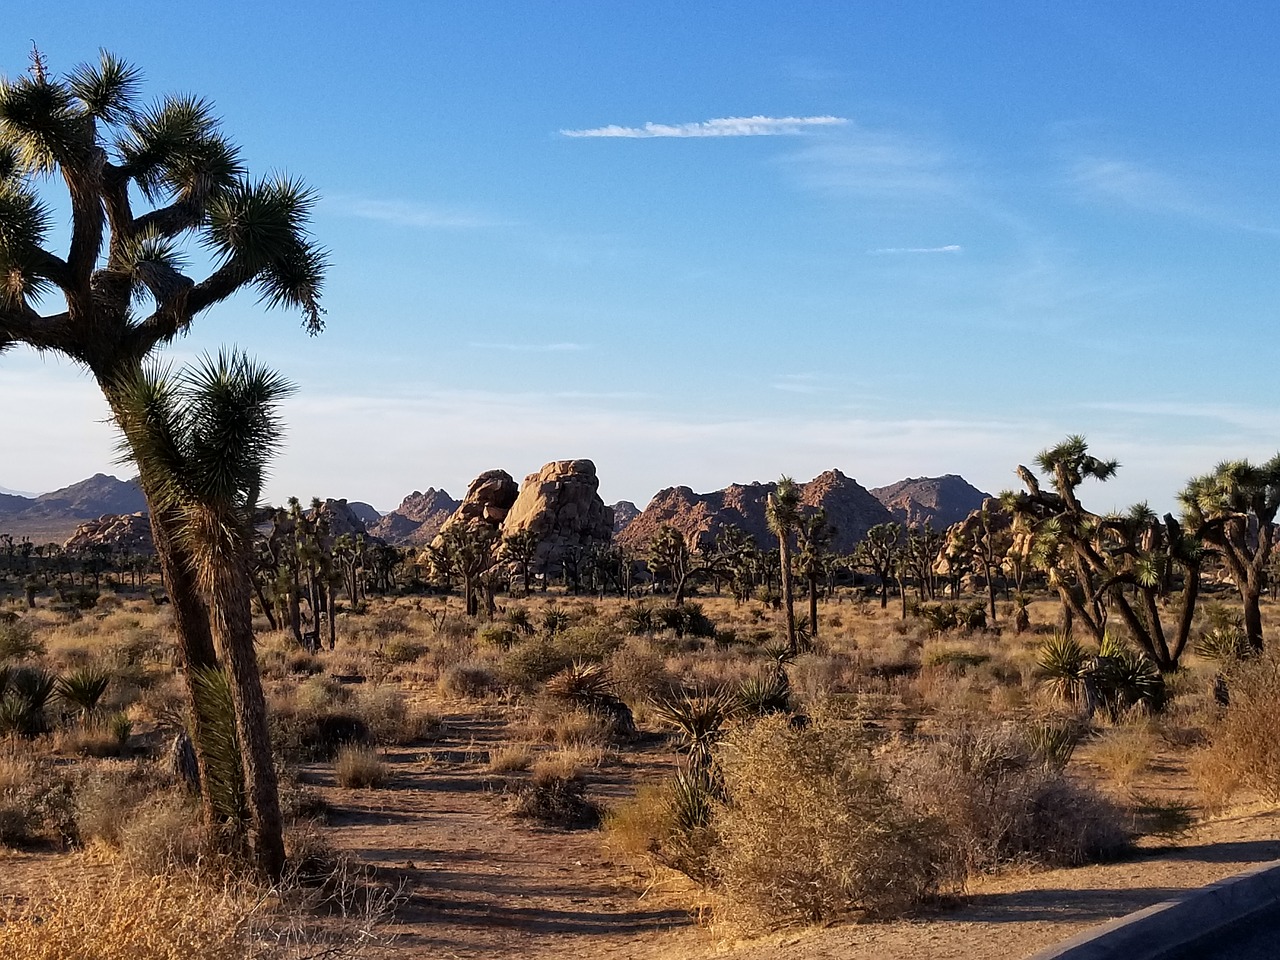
left=2, top=2, right=1278, bottom=513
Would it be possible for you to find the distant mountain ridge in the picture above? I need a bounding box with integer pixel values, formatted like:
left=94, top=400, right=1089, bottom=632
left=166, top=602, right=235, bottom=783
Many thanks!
left=616, top=469, right=894, bottom=554
left=367, top=488, right=460, bottom=545
left=0, top=474, right=147, bottom=543
left=869, top=474, right=991, bottom=530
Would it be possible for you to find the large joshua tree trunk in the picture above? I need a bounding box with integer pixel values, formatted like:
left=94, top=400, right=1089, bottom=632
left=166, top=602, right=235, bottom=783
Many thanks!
left=107, top=386, right=223, bottom=828
left=205, top=526, right=286, bottom=881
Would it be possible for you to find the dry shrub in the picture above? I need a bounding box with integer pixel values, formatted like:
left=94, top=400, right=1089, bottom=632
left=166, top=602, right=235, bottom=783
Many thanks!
left=0, top=863, right=392, bottom=960
left=1090, top=724, right=1154, bottom=790
left=116, top=793, right=206, bottom=873
left=517, top=699, right=614, bottom=748
left=510, top=767, right=599, bottom=828
left=335, top=745, right=389, bottom=789
left=354, top=686, right=438, bottom=745
left=1197, top=652, right=1280, bottom=803
left=74, top=763, right=170, bottom=848
left=891, top=725, right=1129, bottom=874
left=713, top=715, right=955, bottom=928
left=437, top=662, right=499, bottom=699
left=606, top=639, right=672, bottom=704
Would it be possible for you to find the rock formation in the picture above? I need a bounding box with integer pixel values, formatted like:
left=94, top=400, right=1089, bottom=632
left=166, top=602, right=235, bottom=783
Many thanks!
left=503, top=460, right=613, bottom=574
left=434, top=470, right=519, bottom=541
left=617, top=468, right=894, bottom=554
left=310, top=499, right=371, bottom=539
left=368, top=487, right=460, bottom=545
left=0, top=474, right=148, bottom=543
left=870, top=475, right=991, bottom=530
left=610, top=500, right=640, bottom=537
left=63, top=513, right=155, bottom=554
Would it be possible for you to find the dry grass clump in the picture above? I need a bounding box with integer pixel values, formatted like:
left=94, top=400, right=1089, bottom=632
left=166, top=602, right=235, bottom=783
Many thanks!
left=335, top=745, right=390, bottom=789
left=1090, top=723, right=1155, bottom=790
left=891, top=724, right=1129, bottom=873
left=1194, top=650, right=1280, bottom=804
left=436, top=662, right=500, bottom=699
left=487, top=742, right=535, bottom=773
left=0, top=861, right=393, bottom=960
left=712, top=715, right=956, bottom=928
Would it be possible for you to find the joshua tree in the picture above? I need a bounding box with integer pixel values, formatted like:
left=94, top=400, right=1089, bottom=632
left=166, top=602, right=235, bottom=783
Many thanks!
left=766, top=476, right=802, bottom=654
left=796, top=508, right=834, bottom=640
left=0, top=50, right=324, bottom=873
left=434, top=524, right=497, bottom=617
left=1180, top=457, right=1280, bottom=652
left=500, top=528, right=539, bottom=595
left=114, top=351, right=291, bottom=879
left=855, top=522, right=902, bottom=608
left=648, top=524, right=695, bottom=604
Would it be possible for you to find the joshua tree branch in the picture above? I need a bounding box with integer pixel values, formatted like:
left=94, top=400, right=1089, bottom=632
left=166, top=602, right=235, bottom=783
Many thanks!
left=132, top=260, right=246, bottom=352
left=0, top=306, right=74, bottom=353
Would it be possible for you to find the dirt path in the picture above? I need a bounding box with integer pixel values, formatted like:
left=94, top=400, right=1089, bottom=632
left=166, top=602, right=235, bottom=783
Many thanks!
left=313, top=708, right=692, bottom=958
left=316, top=715, right=1280, bottom=960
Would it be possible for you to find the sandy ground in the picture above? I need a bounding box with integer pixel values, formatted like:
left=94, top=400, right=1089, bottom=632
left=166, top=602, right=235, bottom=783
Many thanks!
left=300, top=706, right=1280, bottom=960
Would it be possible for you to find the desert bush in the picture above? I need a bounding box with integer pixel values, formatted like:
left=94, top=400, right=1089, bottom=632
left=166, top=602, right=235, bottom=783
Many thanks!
left=510, top=767, right=599, bottom=828
left=477, top=624, right=519, bottom=649
left=116, top=792, right=207, bottom=873
left=335, top=746, right=389, bottom=789
left=891, top=725, right=1129, bottom=874
left=501, top=641, right=573, bottom=690
left=1090, top=723, right=1155, bottom=789
left=354, top=686, right=439, bottom=744
left=917, top=601, right=986, bottom=635
left=0, top=617, right=43, bottom=660
left=556, top=624, right=623, bottom=662
left=272, top=707, right=371, bottom=763
left=74, top=763, right=170, bottom=848
left=606, top=640, right=672, bottom=704
left=712, top=715, right=954, bottom=927
left=1196, top=650, right=1280, bottom=802
left=379, top=636, right=427, bottom=664
left=437, top=661, right=500, bottom=699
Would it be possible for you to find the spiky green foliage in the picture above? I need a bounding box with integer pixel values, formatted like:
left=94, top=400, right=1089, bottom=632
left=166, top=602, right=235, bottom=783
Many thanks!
left=651, top=689, right=740, bottom=773
left=56, top=667, right=111, bottom=715
left=0, top=666, right=56, bottom=736
left=737, top=672, right=793, bottom=717
left=1037, top=632, right=1089, bottom=703
left=190, top=666, right=248, bottom=830
left=1024, top=719, right=1081, bottom=770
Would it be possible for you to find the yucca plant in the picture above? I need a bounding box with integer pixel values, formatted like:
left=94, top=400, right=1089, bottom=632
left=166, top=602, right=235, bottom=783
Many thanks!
left=621, top=604, right=655, bottom=636
left=1196, top=626, right=1252, bottom=666
left=541, top=607, right=571, bottom=637
left=657, top=764, right=721, bottom=882
left=1037, top=632, right=1089, bottom=703
left=545, top=662, right=636, bottom=737
left=737, top=672, right=793, bottom=717
left=651, top=689, right=740, bottom=773
left=1024, top=718, right=1081, bottom=770
left=1094, top=633, right=1165, bottom=716
left=57, top=667, right=112, bottom=718
left=506, top=607, right=534, bottom=636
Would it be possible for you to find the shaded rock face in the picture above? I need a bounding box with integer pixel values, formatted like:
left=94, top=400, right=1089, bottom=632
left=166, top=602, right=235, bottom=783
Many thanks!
left=63, top=513, right=154, bottom=554
left=610, top=501, right=641, bottom=537
left=436, top=470, right=519, bottom=539
left=936, top=497, right=1014, bottom=580
left=368, top=488, right=460, bottom=546
left=617, top=469, right=893, bottom=554
left=503, top=460, right=614, bottom=574
left=870, top=475, right=991, bottom=530
left=310, top=499, right=371, bottom=539
left=345, top=502, right=381, bottom=526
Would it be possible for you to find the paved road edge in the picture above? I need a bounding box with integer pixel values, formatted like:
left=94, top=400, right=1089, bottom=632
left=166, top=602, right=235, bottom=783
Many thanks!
left=1025, top=858, right=1280, bottom=960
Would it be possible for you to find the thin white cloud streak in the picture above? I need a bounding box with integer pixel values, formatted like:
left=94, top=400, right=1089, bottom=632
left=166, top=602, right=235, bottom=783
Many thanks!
left=323, top=196, right=511, bottom=229
left=869, top=244, right=963, bottom=255
left=560, top=115, right=846, bottom=139
left=779, top=122, right=956, bottom=199
left=1071, top=157, right=1280, bottom=236
left=468, top=342, right=588, bottom=353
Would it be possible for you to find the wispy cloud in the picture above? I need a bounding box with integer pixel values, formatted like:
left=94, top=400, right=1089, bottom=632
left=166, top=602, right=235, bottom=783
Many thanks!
left=324, top=196, right=511, bottom=229
left=560, top=115, right=846, bottom=139
left=779, top=122, right=956, bottom=200
left=468, top=342, right=589, bottom=353
left=1071, top=157, right=1280, bottom=235
left=869, top=244, right=963, bottom=255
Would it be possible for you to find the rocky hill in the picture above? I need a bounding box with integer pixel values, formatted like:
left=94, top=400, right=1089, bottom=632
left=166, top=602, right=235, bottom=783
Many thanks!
left=345, top=502, right=382, bottom=526
left=617, top=469, right=894, bottom=554
left=870, top=475, right=991, bottom=530
left=367, top=488, right=460, bottom=545
left=0, top=474, right=147, bottom=543
left=610, top=501, right=640, bottom=536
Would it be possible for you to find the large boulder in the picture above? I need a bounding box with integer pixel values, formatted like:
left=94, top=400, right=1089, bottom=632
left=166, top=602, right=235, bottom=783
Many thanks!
left=310, top=499, right=371, bottom=539
left=434, top=470, right=519, bottom=541
left=503, top=460, right=613, bottom=574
